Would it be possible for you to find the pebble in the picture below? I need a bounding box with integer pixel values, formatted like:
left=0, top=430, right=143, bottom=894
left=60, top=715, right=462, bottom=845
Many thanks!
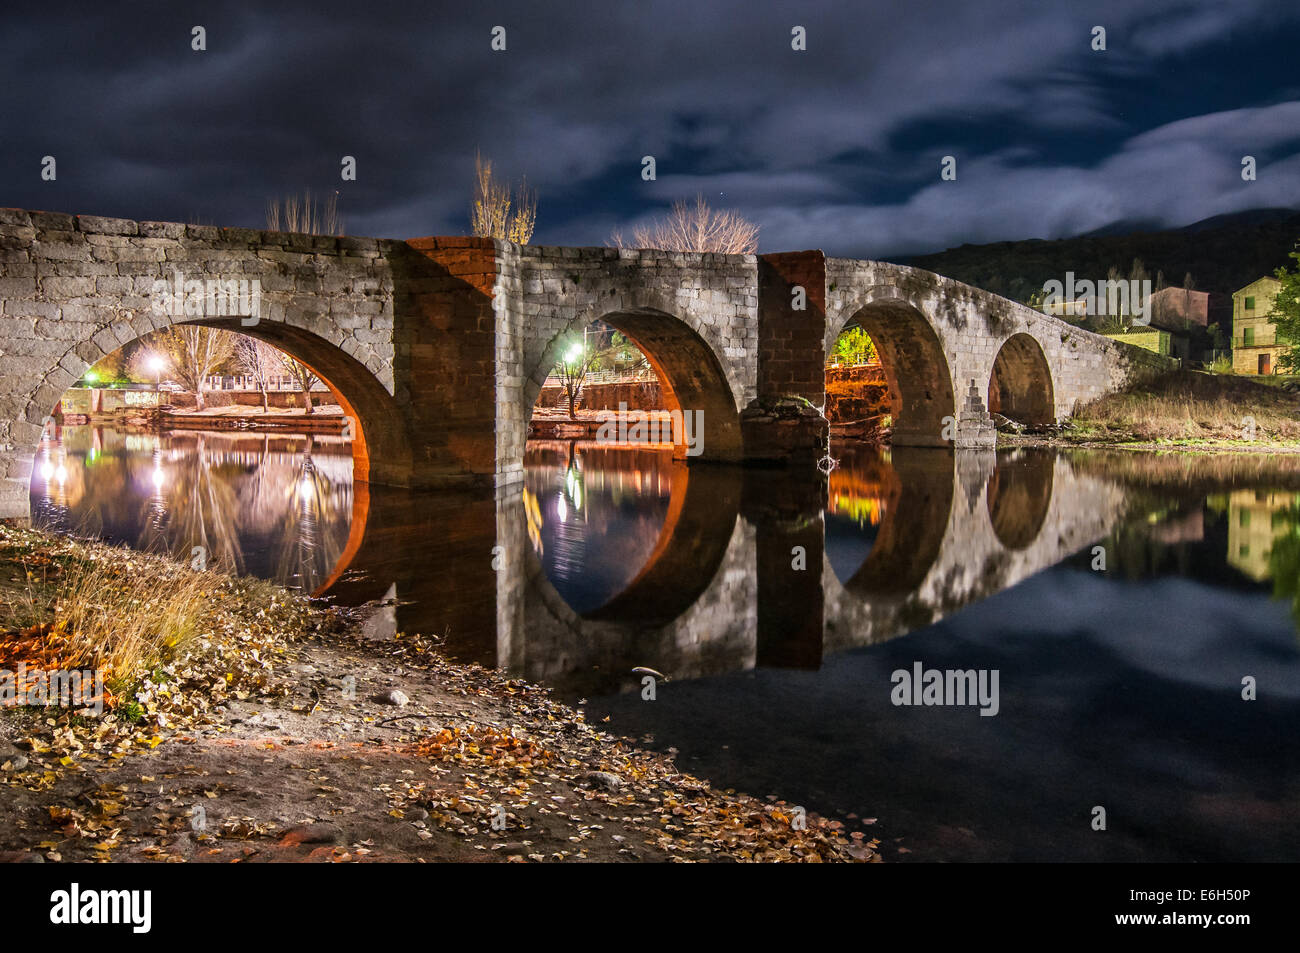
left=585, top=771, right=624, bottom=791
left=278, top=823, right=344, bottom=846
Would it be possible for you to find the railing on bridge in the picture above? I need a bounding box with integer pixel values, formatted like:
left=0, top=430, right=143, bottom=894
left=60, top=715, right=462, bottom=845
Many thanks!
left=541, top=367, right=659, bottom=388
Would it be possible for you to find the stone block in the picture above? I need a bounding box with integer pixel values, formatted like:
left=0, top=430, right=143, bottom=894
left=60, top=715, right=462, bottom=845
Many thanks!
left=77, top=215, right=138, bottom=236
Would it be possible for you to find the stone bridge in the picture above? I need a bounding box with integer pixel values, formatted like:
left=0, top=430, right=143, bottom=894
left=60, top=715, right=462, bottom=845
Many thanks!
left=0, top=208, right=1168, bottom=519
left=319, top=447, right=1134, bottom=695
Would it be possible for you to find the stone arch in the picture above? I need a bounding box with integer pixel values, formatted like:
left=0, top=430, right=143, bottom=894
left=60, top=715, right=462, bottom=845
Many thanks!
left=526, top=307, right=744, bottom=462
left=582, top=460, right=740, bottom=624
left=22, top=316, right=412, bottom=504
left=829, top=289, right=956, bottom=447
left=985, top=449, right=1055, bottom=550
left=841, top=448, right=955, bottom=597
left=988, top=332, right=1055, bottom=426
left=520, top=463, right=744, bottom=687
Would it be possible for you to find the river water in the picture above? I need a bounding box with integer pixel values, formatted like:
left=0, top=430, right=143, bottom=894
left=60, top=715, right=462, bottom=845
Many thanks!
left=30, top=425, right=1300, bottom=861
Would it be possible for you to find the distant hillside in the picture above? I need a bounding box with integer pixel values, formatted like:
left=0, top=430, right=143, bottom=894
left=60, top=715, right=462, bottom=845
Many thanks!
left=897, top=209, right=1300, bottom=306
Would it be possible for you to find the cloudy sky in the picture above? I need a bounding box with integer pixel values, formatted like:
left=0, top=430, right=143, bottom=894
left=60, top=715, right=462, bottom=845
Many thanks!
left=3, top=0, right=1298, bottom=258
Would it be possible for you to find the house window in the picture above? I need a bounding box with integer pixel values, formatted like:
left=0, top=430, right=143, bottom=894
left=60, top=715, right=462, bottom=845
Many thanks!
left=1240, top=509, right=1251, bottom=528
left=1245, top=296, right=1256, bottom=310
left=1243, top=327, right=1255, bottom=346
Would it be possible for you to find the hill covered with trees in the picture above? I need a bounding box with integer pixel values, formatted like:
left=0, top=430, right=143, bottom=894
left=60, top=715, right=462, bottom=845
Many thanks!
left=896, top=209, right=1300, bottom=304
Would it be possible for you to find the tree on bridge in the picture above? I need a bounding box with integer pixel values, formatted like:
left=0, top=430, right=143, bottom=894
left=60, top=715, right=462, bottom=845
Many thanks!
left=265, top=190, right=343, bottom=236
left=609, top=194, right=759, bottom=254
left=470, top=152, right=537, bottom=244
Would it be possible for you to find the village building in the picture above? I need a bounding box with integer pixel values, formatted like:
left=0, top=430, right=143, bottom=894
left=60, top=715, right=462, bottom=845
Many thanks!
left=1232, top=276, right=1287, bottom=375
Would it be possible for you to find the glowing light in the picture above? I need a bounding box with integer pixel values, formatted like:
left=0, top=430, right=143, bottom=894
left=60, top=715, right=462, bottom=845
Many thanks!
left=83, top=370, right=98, bottom=383
left=147, top=354, right=165, bottom=373
left=565, top=345, right=582, bottom=365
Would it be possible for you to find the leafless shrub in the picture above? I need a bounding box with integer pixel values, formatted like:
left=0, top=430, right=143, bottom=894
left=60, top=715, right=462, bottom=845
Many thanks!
left=266, top=190, right=343, bottom=236
left=611, top=194, right=759, bottom=254
left=471, top=152, right=537, bottom=244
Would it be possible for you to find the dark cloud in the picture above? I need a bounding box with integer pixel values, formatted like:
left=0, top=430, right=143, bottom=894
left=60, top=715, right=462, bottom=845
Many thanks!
left=2, top=0, right=1297, bottom=257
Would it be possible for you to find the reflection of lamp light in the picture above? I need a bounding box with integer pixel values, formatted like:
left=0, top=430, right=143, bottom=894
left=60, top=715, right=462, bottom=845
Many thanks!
left=55, top=464, right=67, bottom=484
left=298, top=476, right=314, bottom=502
left=557, top=493, right=567, bottom=522
left=151, top=466, right=164, bottom=489
left=39, top=460, right=53, bottom=482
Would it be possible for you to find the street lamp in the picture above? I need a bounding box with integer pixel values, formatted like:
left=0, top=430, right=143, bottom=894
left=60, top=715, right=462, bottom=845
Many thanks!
left=147, top=354, right=165, bottom=390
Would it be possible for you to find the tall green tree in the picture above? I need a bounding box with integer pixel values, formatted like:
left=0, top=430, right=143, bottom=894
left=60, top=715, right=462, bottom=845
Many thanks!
left=1268, top=249, right=1300, bottom=371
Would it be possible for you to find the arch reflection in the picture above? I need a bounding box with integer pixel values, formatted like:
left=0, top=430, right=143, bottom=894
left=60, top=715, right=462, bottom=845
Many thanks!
left=987, top=449, right=1056, bottom=550
left=317, top=441, right=1138, bottom=697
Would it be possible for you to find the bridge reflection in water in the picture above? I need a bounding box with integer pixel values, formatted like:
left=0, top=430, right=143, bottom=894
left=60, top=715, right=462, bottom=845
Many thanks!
left=320, top=442, right=1126, bottom=697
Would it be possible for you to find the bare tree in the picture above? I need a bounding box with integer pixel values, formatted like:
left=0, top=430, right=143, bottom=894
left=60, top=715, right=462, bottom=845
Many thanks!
left=137, top=327, right=236, bottom=409
left=266, top=190, right=343, bottom=236
left=280, top=354, right=321, bottom=415
left=235, top=336, right=282, bottom=412
left=555, top=334, right=598, bottom=418
left=612, top=194, right=759, bottom=254
left=470, top=152, right=537, bottom=244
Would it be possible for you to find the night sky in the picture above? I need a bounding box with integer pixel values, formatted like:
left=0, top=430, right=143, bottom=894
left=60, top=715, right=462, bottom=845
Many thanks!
left=3, top=1, right=1299, bottom=258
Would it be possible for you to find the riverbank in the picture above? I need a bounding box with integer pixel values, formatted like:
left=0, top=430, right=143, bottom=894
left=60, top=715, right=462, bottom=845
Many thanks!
left=0, top=525, right=875, bottom=863
left=64, top=405, right=350, bottom=435
left=1004, top=368, right=1300, bottom=453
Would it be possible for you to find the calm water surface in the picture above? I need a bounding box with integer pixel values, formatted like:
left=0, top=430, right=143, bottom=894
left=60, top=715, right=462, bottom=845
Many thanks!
left=31, top=425, right=1300, bottom=861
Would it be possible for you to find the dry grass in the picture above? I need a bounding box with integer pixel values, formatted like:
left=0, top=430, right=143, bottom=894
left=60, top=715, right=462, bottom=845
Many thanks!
left=47, top=555, right=213, bottom=677
left=1070, top=370, right=1300, bottom=444
left=1, top=529, right=218, bottom=685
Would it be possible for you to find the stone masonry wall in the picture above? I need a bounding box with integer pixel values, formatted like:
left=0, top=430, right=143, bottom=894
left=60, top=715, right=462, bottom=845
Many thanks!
left=0, top=206, right=1164, bottom=517
left=492, top=244, right=760, bottom=485
left=0, top=209, right=404, bottom=518
left=756, top=251, right=827, bottom=406
left=824, top=258, right=1174, bottom=447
